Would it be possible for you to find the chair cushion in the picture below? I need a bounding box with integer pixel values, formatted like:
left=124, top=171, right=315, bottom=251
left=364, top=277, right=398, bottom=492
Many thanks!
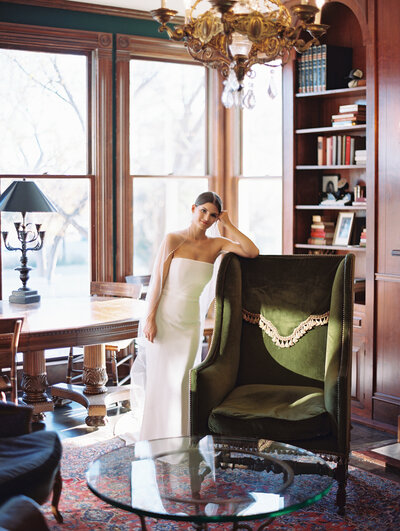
left=0, top=431, right=61, bottom=505
left=208, top=384, right=331, bottom=441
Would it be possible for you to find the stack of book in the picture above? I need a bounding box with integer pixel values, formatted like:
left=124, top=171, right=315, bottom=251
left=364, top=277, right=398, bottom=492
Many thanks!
left=331, top=103, right=366, bottom=127
left=355, top=149, right=367, bottom=166
left=359, top=227, right=367, bottom=247
left=308, top=215, right=335, bottom=245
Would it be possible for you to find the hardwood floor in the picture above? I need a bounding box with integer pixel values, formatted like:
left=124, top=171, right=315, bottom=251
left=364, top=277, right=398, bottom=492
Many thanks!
left=44, top=398, right=400, bottom=484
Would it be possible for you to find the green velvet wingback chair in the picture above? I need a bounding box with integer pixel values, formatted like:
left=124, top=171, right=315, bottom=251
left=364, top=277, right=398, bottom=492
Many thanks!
left=190, top=253, right=354, bottom=515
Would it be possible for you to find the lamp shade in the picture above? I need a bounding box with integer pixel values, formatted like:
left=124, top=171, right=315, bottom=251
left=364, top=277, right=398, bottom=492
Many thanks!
left=0, top=180, right=57, bottom=213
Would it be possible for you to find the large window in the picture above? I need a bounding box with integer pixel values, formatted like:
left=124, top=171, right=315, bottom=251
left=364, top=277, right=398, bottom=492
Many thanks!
left=129, top=56, right=209, bottom=274
left=238, top=64, right=283, bottom=254
left=0, top=48, right=90, bottom=298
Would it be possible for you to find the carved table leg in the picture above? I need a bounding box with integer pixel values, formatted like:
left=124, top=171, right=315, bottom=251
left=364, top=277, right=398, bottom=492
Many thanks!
left=21, top=349, right=54, bottom=420
left=83, top=344, right=108, bottom=427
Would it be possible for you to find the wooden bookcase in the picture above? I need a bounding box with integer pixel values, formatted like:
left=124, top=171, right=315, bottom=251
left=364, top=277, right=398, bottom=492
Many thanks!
left=283, top=1, right=371, bottom=417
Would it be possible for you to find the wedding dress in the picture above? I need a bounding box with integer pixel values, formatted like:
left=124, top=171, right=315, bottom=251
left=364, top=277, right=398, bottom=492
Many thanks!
left=116, top=257, right=214, bottom=443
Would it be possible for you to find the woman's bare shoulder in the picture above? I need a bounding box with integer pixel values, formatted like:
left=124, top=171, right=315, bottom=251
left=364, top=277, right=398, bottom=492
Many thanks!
left=163, top=231, right=187, bottom=250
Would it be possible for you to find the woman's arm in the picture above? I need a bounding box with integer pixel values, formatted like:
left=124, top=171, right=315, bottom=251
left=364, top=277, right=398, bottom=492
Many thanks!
left=143, top=232, right=181, bottom=342
left=217, top=211, right=259, bottom=258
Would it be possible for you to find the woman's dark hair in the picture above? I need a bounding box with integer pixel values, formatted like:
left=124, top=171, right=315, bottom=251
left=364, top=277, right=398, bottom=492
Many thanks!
left=194, top=191, right=223, bottom=213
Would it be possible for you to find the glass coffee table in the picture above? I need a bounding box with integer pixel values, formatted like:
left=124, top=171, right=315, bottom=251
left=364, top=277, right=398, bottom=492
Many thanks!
left=87, top=436, right=333, bottom=530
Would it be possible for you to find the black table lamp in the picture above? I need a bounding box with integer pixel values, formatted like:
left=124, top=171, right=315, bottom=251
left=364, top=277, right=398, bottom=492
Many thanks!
left=0, top=179, right=57, bottom=304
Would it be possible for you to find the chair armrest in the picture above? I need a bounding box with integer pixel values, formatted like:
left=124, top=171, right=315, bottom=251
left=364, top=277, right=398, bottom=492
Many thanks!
left=0, top=402, right=33, bottom=437
left=0, top=495, right=50, bottom=531
left=190, top=348, right=239, bottom=437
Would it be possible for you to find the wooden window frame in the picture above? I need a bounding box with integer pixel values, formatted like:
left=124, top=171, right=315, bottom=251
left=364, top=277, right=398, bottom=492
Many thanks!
left=115, top=35, right=225, bottom=280
left=0, top=21, right=114, bottom=290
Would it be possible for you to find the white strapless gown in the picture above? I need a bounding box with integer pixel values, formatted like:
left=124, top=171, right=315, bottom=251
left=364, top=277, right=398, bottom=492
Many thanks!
left=117, top=257, right=213, bottom=443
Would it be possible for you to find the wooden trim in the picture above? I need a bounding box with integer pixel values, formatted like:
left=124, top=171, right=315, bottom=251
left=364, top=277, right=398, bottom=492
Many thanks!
left=282, top=51, right=295, bottom=255
left=0, top=0, right=160, bottom=21
left=116, top=34, right=197, bottom=64
left=208, top=69, right=225, bottom=203
left=373, top=392, right=400, bottom=407
left=0, top=21, right=113, bottom=52
left=92, top=44, right=114, bottom=282
left=375, top=273, right=400, bottom=283
left=115, top=44, right=132, bottom=282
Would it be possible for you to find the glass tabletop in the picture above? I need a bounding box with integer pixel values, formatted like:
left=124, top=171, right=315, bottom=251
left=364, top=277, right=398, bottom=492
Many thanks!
left=86, top=436, right=333, bottom=525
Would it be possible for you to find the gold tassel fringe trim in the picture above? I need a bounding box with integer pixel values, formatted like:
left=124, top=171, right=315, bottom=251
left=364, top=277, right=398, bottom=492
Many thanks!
left=242, top=309, right=330, bottom=348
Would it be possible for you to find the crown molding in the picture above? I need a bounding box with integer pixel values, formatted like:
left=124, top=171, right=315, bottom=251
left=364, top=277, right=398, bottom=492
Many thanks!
left=0, top=0, right=155, bottom=20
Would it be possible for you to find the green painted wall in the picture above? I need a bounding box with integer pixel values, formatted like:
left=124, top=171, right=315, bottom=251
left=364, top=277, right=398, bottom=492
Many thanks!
left=0, top=2, right=164, bottom=37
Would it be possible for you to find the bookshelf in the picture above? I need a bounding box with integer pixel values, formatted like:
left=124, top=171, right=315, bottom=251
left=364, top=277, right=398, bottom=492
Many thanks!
left=283, top=1, right=370, bottom=418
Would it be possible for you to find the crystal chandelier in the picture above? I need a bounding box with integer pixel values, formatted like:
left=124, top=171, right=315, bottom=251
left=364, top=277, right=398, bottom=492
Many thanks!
left=151, top=1, right=328, bottom=109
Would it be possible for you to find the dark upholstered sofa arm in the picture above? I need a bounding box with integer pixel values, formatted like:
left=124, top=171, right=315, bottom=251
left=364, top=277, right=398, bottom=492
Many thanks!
left=0, top=402, right=32, bottom=438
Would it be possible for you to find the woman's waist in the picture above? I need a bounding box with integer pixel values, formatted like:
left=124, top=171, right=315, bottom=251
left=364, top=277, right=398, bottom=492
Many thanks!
left=162, top=287, right=202, bottom=302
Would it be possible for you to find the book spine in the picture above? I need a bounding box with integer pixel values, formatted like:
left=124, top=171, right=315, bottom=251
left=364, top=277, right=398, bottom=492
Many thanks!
left=321, top=44, right=327, bottom=91
left=339, top=103, right=366, bottom=113
left=345, top=135, right=351, bottom=165
left=316, top=45, right=322, bottom=92
left=317, top=135, right=324, bottom=165
left=305, top=49, right=311, bottom=93
left=342, top=136, right=346, bottom=165
left=332, top=135, right=337, bottom=166
left=326, top=136, right=333, bottom=165
left=312, top=45, right=317, bottom=92
left=350, top=137, right=355, bottom=164
left=337, top=134, right=342, bottom=166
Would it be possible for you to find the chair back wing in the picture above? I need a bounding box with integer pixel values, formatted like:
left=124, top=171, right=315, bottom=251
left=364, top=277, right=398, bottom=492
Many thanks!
left=324, top=254, right=354, bottom=442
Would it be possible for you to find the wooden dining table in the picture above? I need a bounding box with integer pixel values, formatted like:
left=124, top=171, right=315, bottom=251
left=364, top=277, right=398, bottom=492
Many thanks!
left=0, top=296, right=215, bottom=427
left=0, top=296, right=146, bottom=426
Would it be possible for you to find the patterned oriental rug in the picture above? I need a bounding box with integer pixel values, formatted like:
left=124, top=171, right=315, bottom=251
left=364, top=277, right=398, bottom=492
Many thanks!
left=42, top=436, right=400, bottom=530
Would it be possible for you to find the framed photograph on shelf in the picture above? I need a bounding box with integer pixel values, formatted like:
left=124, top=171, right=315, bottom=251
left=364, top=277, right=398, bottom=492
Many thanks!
left=333, top=212, right=355, bottom=246
left=322, top=174, right=340, bottom=194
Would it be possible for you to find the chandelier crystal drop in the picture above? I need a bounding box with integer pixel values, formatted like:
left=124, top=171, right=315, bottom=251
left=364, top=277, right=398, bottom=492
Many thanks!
left=151, top=0, right=328, bottom=108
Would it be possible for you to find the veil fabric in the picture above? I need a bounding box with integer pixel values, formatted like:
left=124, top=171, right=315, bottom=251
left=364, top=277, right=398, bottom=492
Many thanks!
left=119, top=224, right=222, bottom=443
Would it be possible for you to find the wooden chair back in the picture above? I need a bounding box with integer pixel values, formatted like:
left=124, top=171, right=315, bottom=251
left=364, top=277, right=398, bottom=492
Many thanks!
left=0, top=317, right=24, bottom=404
left=90, top=281, right=142, bottom=299
left=125, top=274, right=151, bottom=300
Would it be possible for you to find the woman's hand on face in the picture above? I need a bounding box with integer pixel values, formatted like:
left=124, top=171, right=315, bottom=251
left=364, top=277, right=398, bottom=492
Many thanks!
left=217, top=210, right=232, bottom=227
left=143, top=317, right=157, bottom=343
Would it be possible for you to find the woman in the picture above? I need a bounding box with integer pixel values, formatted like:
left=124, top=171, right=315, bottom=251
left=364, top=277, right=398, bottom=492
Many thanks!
left=126, top=191, right=259, bottom=442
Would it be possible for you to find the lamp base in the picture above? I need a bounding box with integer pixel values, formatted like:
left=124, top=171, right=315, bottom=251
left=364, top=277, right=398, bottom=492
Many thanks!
left=9, top=289, right=40, bottom=304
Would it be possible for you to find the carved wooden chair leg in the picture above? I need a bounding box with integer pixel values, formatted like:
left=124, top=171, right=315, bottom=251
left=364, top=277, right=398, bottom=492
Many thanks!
left=51, top=468, right=63, bottom=523
left=66, top=347, right=74, bottom=384
left=335, top=456, right=348, bottom=516
left=106, top=346, right=118, bottom=386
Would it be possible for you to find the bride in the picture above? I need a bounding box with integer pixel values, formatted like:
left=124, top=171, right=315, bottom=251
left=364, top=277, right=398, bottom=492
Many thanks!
left=120, top=191, right=259, bottom=442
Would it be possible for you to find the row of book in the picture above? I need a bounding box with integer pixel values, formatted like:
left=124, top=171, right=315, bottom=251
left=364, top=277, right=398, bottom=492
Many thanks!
left=332, top=102, right=366, bottom=127
left=297, top=44, right=352, bottom=93
left=317, top=135, right=365, bottom=166
left=308, top=215, right=335, bottom=245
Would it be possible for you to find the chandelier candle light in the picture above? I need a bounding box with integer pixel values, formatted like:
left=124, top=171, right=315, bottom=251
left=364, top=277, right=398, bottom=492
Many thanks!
left=0, top=179, right=57, bottom=304
left=151, top=0, right=327, bottom=108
